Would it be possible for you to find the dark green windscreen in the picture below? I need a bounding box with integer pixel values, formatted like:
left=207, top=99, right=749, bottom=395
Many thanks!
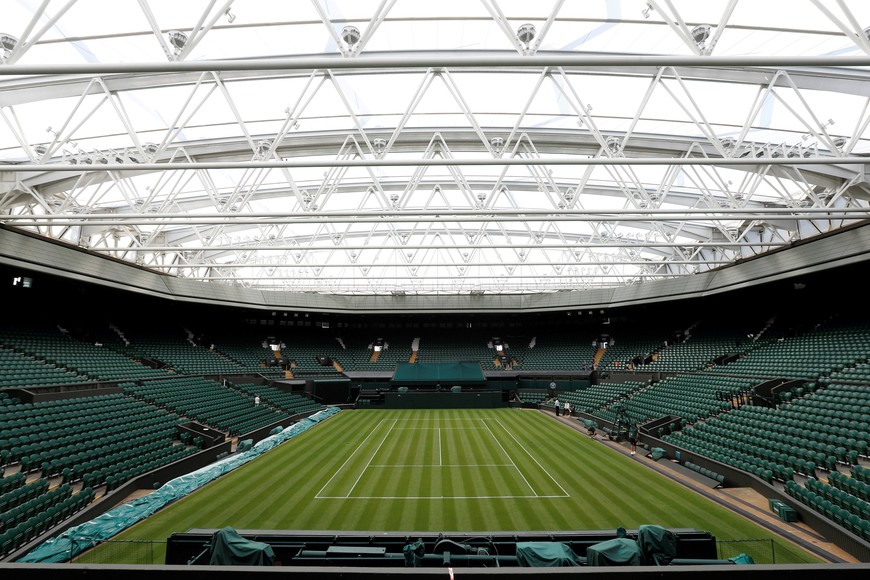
left=391, top=361, right=485, bottom=385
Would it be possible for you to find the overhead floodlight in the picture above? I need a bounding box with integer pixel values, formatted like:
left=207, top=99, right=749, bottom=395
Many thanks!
left=517, top=23, right=536, bottom=45
left=605, top=136, right=622, bottom=154
left=372, top=137, right=387, bottom=157
left=224, top=8, right=236, bottom=24
left=341, top=25, right=361, bottom=46
left=490, top=137, right=504, bottom=157
left=691, top=24, right=711, bottom=46
left=32, top=144, right=48, bottom=156
left=0, top=33, right=17, bottom=51
left=256, top=140, right=272, bottom=158
left=168, top=30, right=188, bottom=50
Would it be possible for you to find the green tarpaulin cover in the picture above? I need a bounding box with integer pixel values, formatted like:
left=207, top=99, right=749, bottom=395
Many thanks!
left=403, top=539, right=426, bottom=567
left=209, top=526, right=274, bottom=566
left=585, top=538, right=643, bottom=566
left=515, top=542, right=582, bottom=567
left=637, top=524, right=677, bottom=565
left=18, top=407, right=340, bottom=563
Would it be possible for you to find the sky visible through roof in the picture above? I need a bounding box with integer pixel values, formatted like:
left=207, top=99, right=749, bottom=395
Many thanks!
left=1, top=1, right=870, bottom=295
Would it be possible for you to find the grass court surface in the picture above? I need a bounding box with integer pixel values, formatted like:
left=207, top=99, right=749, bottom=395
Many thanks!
left=95, top=408, right=821, bottom=564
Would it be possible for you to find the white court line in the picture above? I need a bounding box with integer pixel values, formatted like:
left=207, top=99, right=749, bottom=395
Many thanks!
left=438, top=427, right=442, bottom=466
left=479, top=419, right=538, bottom=497
left=315, top=418, right=395, bottom=499
left=392, top=417, right=502, bottom=421
left=494, top=417, right=570, bottom=497
left=392, top=427, right=487, bottom=430
left=368, top=464, right=515, bottom=468
left=317, top=494, right=568, bottom=500
left=344, top=418, right=397, bottom=498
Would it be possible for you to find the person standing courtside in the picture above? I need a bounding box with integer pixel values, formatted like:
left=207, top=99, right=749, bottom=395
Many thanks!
left=553, top=397, right=560, bottom=416
left=628, top=422, right=639, bottom=455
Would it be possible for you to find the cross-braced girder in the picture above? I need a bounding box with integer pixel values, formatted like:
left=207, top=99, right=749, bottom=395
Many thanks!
left=2, top=1, right=870, bottom=295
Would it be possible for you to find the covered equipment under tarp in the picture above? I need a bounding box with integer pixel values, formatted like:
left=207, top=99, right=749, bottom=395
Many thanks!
left=209, top=526, right=275, bottom=566
left=637, top=524, right=678, bottom=565
left=515, top=542, right=583, bottom=567
left=585, top=537, right=643, bottom=566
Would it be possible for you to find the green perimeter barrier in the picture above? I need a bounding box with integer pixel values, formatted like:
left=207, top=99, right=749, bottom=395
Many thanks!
left=16, top=407, right=341, bottom=564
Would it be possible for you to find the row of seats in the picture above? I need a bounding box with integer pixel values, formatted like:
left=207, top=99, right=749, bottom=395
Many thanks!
left=682, top=460, right=725, bottom=485
left=828, top=470, right=870, bottom=503
left=0, top=487, right=94, bottom=559
left=6, top=322, right=870, bottom=385
left=0, top=484, right=70, bottom=531
left=123, top=377, right=290, bottom=436
left=0, top=479, right=48, bottom=515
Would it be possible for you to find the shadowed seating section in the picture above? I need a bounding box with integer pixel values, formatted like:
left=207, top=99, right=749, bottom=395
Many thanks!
left=594, top=374, right=742, bottom=427
left=665, top=380, right=870, bottom=486
left=784, top=477, right=870, bottom=541
left=521, top=333, right=596, bottom=370
left=560, top=381, right=647, bottom=414
left=122, top=377, right=291, bottom=437
left=405, top=331, right=507, bottom=371
left=117, top=328, right=251, bottom=375
left=0, top=342, right=90, bottom=388
left=230, top=382, right=325, bottom=415
left=713, top=319, right=870, bottom=380
left=636, top=322, right=759, bottom=373
left=0, top=392, right=193, bottom=495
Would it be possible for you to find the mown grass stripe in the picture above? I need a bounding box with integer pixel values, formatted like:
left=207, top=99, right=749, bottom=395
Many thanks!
left=90, top=408, right=821, bottom=565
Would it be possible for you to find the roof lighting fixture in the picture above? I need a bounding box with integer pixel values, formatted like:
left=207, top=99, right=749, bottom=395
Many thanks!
left=691, top=25, right=711, bottom=47
left=0, top=33, right=17, bottom=50
left=490, top=137, right=504, bottom=157
left=168, top=30, right=188, bottom=53
left=0, top=33, right=17, bottom=59
left=605, top=136, right=622, bottom=154
left=341, top=25, right=361, bottom=47
left=256, top=140, right=272, bottom=158
left=517, top=23, right=536, bottom=46
left=372, top=137, right=387, bottom=157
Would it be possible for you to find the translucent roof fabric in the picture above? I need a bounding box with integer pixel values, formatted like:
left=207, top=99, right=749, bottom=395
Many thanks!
left=2, top=0, right=870, bottom=295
